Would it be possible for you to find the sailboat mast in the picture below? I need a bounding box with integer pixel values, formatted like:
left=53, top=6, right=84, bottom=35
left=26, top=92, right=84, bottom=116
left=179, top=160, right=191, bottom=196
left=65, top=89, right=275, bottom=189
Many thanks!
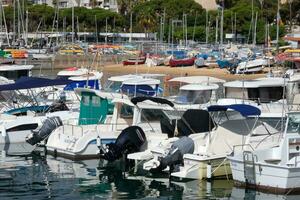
left=276, top=0, right=280, bottom=52
left=247, top=0, right=254, bottom=44
left=205, top=11, right=208, bottom=44
left=105, top=17, right=108, bottom=44
left=13, top=0, right=15, bottom=43
left=1, top=2, right=9, bottom=46
left=220, top=0, right=224, bottom=46
left=253, top=12, right=258, bottom=46
left=72, top=3, right=74, bottom=43
left=25, top=10, right=28, bottom=46
left=215, top=15, right=219, bottom=44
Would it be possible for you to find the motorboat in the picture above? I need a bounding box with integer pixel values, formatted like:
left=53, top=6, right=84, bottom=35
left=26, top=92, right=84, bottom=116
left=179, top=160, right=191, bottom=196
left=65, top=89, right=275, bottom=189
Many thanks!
left=0, top=109, right=78, bottom=144
left=0, top=64, right=33, bottom=80
left=228, top=111, right=300, bottom=194
left=236, top=58, right=267, bottom=74
left=121, top=78, right=161, bottom=97
left=166, top=76, right=225, bottom=110
left=218, top=77, right=300, bottom=126
left=45, top=89, right=173, bottom=160
left=144, top=104, right=280, bottom=180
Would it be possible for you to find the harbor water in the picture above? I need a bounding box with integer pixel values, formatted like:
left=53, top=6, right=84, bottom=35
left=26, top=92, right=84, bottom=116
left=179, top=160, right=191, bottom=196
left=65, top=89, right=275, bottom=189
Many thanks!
left=0, top=143, right=298, bottom=199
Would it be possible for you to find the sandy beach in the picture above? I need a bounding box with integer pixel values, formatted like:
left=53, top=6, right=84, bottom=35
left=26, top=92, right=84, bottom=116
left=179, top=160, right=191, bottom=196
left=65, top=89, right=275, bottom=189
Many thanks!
left=100, top=64, right=267, bottom=81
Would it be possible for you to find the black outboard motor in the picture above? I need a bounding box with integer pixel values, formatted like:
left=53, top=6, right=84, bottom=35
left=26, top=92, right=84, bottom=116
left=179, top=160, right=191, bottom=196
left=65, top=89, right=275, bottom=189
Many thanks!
left=26, top=116, right=63, bottom=145
left=149, top=136, right=194, bottom=173
left=101, top=126, right=146, bottom=162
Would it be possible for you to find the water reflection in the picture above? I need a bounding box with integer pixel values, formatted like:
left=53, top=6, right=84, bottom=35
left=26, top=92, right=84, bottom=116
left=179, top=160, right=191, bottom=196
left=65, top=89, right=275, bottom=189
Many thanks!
left=0, top=143, right=300, bottom=199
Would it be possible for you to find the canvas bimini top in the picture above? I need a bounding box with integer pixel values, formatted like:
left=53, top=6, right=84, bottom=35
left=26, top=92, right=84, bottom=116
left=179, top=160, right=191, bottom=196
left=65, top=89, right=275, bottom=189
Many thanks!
left=0, top=76, right=72, bottom=91
left=207, top=104, right=261, bottom=117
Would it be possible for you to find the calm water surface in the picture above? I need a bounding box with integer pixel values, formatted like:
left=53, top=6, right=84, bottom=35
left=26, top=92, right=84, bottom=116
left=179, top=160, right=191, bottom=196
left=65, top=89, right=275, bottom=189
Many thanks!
left=0, top=143, right=299, bottom=199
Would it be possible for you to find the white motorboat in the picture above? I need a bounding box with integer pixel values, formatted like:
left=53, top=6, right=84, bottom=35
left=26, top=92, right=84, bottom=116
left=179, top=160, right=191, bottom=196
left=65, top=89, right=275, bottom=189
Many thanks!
left=167, top=76, right=225, bottom=110
left=45, top=89, right=174, bottom=160
left=228, top=111, right=300, bottom=194
left=167, top=104, right=281, bottom=180
left=0, top=110, right=78, bottom=144
left=236, top=58, right=267, bottom=74
left=0, top=64, right=33, bottom=80
left=218, top=77, right=300, bottom=126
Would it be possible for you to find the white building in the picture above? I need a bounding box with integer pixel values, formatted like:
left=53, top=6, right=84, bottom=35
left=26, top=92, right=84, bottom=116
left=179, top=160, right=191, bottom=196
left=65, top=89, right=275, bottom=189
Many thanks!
left=32, top=0, right=118, bottom=12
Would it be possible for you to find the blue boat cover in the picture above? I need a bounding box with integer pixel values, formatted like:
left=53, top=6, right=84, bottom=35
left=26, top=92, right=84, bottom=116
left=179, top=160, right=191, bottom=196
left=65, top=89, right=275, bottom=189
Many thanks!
left=64, top=79, right=99, bottom=91
left=0, top=76, right=72, bottom=91
left=207, top=104, right=261, bottom=116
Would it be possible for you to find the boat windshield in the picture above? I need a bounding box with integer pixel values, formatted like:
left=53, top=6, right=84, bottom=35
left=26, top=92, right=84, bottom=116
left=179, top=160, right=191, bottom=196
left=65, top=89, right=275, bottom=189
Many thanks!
left=103, top=80, right=122, bottom=93
left=287, top=113, right=300, bottom=133
left=175, top=90, right=212, bottom=104
left=0, top=70, right=30, bottom=80
left=225, top=87, right=283, bottom=103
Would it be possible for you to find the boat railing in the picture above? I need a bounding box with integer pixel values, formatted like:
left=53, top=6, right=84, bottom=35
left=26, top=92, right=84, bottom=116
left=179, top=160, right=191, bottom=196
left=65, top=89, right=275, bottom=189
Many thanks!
left=61, top=120, right=131, bottom=137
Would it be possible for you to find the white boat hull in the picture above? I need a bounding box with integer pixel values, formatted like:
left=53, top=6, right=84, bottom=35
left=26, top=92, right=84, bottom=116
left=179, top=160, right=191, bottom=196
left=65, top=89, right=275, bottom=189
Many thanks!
left=229, top=157, right=300, bottom=193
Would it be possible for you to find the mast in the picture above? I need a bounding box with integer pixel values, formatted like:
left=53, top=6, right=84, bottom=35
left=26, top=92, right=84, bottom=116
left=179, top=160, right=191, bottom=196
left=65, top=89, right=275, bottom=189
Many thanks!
left=129, top=12, right=132, bottom=43
left=105, top=17, right=108, bottom=44
left=56, top=6, right=59, bottom=46
left=193, top=11, right=198, bottom=42
left=247, top=0, right=254, bottom=44
left=220, top=0, right=224, bottom=46
left=1, top=2, right=9, bottom=46
left=13, top=0, right=15, bottom=43
left=215, top=15, right=219, bottom=44
left=94, top=15, right=98, bottom=43
left=276, top=0, right=280, bottom=53
left=234, top=12, right=236, bottom=43
left=72, top=3, right=74, bottom=43
left=253, top=12, right=258, bottom=46
left=25, top=10, right=28, bottom=47
left=205, top=11, right=208, bottom=44
left=288, top=0, right=293, bottom=32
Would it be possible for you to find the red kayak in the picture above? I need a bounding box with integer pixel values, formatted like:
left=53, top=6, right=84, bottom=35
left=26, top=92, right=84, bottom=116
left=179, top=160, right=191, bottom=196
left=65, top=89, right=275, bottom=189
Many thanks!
left=123, top=57, right=146, bottom=66
left=169, top=57, right=195, bottom=67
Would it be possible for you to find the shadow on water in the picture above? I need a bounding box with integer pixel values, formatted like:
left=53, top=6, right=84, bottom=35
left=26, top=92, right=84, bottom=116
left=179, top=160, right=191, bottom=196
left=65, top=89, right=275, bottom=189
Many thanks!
left=0, top=144, right=300, bottom=199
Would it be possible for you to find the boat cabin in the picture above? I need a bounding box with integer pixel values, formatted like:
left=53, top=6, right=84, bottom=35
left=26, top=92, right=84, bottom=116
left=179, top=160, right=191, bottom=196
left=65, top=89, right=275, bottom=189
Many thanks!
left=224, top=78, right=285, bottom=103
left=174, top=84, right=219, bottom=104
left=75, top=88, right=109, bottom=125
left=120, top=78, right=161, bottom=97
left=167, top=76, right=225, bottom=105
left=0, top=65, right=33, bottom=80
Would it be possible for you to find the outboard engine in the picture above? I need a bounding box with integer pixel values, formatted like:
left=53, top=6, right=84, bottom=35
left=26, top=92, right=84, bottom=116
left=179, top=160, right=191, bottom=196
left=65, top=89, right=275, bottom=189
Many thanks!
left=26, top=116, right=63, bottom=145
left=101, top=126, right=146, bottom=162
left=149, top=136, right=194, bottom=173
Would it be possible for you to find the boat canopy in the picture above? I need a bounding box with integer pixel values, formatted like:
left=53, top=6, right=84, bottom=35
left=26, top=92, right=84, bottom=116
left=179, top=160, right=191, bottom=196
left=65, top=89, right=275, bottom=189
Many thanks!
left=0, top=76, right=72, bottom=91
left=0, top=64, right=34, bottom=71
left=207, top=104, right=261, bottom=116
left=131, top=96, right=174, bottom=107
left=224, top=78, right=285, bottom=88
left=179, top=84, right=219, bottom=91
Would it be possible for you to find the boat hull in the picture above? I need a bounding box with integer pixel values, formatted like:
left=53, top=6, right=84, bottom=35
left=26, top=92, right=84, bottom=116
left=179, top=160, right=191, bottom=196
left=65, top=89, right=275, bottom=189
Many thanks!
left=229, top=157, right=300, bottom=194
left=171, top=156, right=231, bottom=180
left=169, top=58, right=195, bottom=67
